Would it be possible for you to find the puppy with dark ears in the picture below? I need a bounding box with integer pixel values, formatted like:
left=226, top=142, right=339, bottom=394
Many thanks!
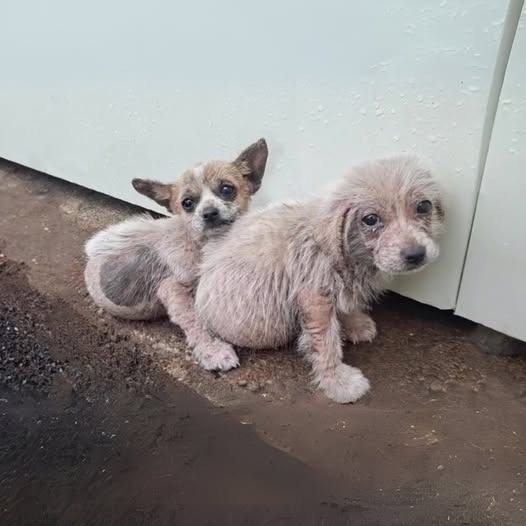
left=195, top=156, right=445, bottom=402
left=84, top=138, right=268, bottom=370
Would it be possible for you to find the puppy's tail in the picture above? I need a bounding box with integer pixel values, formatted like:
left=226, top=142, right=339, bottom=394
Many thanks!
left=85, top=214, right=157, bottom=258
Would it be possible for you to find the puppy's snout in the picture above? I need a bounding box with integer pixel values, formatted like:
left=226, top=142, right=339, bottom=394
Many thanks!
left=401, top=245, right=426, bottom=266
left=202, top=206, right=220, bottom=225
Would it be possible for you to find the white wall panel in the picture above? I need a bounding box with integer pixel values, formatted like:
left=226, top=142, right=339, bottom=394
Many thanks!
left=456, top=7, right=526, bottom=341
left=0, top=1, right=508, bottom=308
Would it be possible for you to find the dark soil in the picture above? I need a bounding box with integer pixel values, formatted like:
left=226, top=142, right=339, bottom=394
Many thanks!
left=0, top=260, right=353, bottom=526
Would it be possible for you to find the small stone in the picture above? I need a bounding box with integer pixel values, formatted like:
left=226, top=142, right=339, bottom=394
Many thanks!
left=429, top=380, right=445, bottom=393
left=237, top=379, right=248, bottom=387
left=247, top=382, right=260, bottom=392
left=437, top=465, right=445, bottom=471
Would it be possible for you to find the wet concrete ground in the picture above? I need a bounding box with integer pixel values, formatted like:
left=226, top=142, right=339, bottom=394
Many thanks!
left=1, top=160, right=525, bottom=525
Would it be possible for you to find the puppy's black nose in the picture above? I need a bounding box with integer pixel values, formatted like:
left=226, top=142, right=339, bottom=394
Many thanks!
left=202, top=206, right=220, bottom=224
left=402, top=245, right=426, bottom=266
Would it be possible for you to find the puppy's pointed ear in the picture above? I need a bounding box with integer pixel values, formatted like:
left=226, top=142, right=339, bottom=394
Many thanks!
left=234, top=138, right=268, bottom=194
left=132, top=178, right=172, bottom=211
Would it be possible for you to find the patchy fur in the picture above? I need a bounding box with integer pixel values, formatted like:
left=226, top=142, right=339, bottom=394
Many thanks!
left=84, top=138, right=268, bottom=370
left=195, top=155, right=445, bottom=402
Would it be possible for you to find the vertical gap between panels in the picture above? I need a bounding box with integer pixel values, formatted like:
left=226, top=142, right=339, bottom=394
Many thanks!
left=455, top=0, right=524, bottom=307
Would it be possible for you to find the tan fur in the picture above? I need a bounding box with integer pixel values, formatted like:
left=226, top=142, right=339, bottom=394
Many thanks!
left=84, top=138, right=268, bottom=371
left=167, top=162, right=255, bottom=216
left=195, top=155, right=445, bottom=402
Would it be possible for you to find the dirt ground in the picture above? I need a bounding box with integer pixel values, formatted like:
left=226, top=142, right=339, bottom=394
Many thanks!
left=0, top=160, right=525, bottom=526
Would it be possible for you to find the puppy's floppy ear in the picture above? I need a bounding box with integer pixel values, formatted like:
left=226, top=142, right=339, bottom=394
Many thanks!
left=132, top=178, right=172, bottom=211
left=234, top=138, right=268, bottom=194
left=434, top=197, right=445, bottom=221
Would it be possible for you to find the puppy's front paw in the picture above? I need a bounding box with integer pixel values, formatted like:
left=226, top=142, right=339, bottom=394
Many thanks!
left=344, top=312, right=377, bottom=344
left=193, top=340, right=239, bottom=372
left=318, top=364, right=370, bottom=404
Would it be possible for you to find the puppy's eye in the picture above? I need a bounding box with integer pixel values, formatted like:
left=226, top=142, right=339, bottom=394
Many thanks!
left=220, top=183, right=236, bottom=200
left=181, top=198, right=195, bottom=212
left=362, top=214, right=381, bottom=227
left=416, top=200, right=433, bottom=214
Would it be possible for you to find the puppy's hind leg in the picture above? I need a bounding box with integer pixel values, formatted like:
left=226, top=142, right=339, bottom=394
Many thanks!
left=85, top=255, right=165, bottom=320
left=297, top=290, right=370, bottom=403
left=157, top=277, right=239, bottom=372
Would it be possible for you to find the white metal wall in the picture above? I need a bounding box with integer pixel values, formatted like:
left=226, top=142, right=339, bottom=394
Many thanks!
left=0, top=1, right=509, bottom=309
left=456, top=6, right=526, bottom=341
